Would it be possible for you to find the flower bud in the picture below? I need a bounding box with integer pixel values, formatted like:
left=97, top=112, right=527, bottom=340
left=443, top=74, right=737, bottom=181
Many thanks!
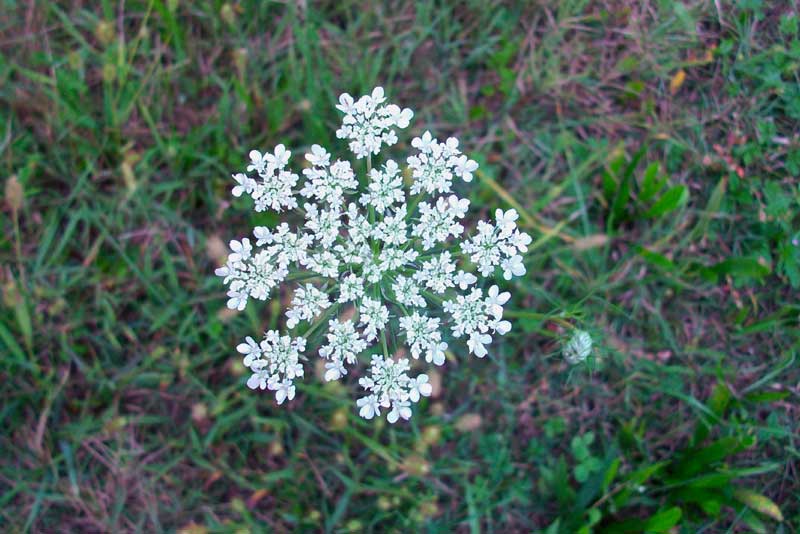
left=564, top=330, right=593, bottom=364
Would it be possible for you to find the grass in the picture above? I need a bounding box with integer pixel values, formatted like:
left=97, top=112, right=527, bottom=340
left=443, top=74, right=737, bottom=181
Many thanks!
left=1, top=1, right=798, bottom=532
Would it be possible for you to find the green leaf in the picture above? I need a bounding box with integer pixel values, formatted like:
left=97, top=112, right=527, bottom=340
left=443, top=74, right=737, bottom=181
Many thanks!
left=0, top=321, right=35, bottom=372
left=670, top=436, right=753, bottom=479
left=602, top=458, right=621, bottom=493
left=612, top=461, right=668, bottom=509
left=635, top=246, right=677, bottom=271
left=602, top=149, right=627, bottom=203
left=684, top=472, right=735, bottom=489
left=639, top=162, right=664, bottom=203
left=691, top=177, right=726, bottom=240
left=693, top=382, right=731, bottom=444
left=608, top=173, right=630, bottom=226
left=644, top=507, right=682, bottom=532
left=543, top=519, right=561, bottom=534
left=672, top=487, right=723, bottom=517
left=743, top=391, right=789, bottom=403
left=741, top=508, right=768, bottom=534
left=643, top=185, right=688, bottom=218
left=575, top=464, right=589, bottom=483
left=703, top=257, right=771, bottom=283
left=734, top=489, right=784, bottom=521
left=609, top=147, right=645, bottom=228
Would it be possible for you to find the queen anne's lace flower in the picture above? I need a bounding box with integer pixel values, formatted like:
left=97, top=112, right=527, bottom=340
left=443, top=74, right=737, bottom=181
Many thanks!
left=217, top=87, right=530, bottom=422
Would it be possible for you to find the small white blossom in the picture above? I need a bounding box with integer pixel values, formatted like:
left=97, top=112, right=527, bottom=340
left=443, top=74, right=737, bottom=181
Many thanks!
left=344, top=202, right=372, bottom=244
left=358, top=296, right=389, bottom=341
left=228, top=238, right=252, bottom=263
left=236, top=336, right=261, bottom=367
left=254, top=223, right=313, bottom=266
left=243, top=331, right=305, bottom=405
left=407, top=374, right=433, bottom=402
left=374, top=205, right=408, bottom=246
left=360, top=160, right=404, bottom=213
left=305, top=143, right=331, bottom=167
left=443, top=284, right=511, bottom=357
left=452, top=154, right=479, bottom=182
left=334, top=239, right=369, bottom=264
left=467, top=331, right=492, bottom=358
left=428, top=341, right=448, bottom=366
left=443, top=288, right=491, bottom=338
left=408, top=132, right=473, bottom=195
left=454, top=270, right=477, bottom=290
left=485, top=284, right=510, bottom=317
left=286, top=284, right=331, bottom=328
left=495, top=208, right=519, bottom=235
left=270, top=379, right=296, bottom=405
left=501, top=254, right=526, bottom=280
left=357, top=394, right=381, bottom=419
left=415, top=251, right=457, bottom=293
left=338, top=273, right=365, bottom=303
left=399, top=312, right=444, bottom=363
left=387, top=400, right=412, bottom=424
left=306, top=250, right=340, bottom=278
left=301, top=155, right=357, bottom=206
left=357, top=355, right=429, bottom=423
left=218, top=246, right=289, bottom=310
left=324, top=359, right=347, bottom=381
left=304, top=204, right=341, bottom=248
left=237, top=145, right=299, bottom=212
left=379, top=247, right=418, bottom=272
left=392, top=275, right=426, bottom=308
left=413, top=195, right=469, bottom=250
left=231, top=172, right=255, bottom=197
left=336, top=86, right=413, bottom=159
left=462, top=209, right=531, bottom=278
left=319, top=319, right=368, bottom=367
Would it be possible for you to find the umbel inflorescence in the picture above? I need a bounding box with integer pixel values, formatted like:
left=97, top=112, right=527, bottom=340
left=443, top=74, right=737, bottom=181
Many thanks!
left=216, top=87, right=531, bottom=423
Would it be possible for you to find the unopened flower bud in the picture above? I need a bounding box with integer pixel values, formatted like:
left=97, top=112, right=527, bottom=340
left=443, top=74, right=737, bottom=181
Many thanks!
left=564, top=330, right=593, bottom=364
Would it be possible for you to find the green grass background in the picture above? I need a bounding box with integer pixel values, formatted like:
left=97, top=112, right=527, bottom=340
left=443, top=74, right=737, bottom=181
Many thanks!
left=1, top=1, right=798, bottom=532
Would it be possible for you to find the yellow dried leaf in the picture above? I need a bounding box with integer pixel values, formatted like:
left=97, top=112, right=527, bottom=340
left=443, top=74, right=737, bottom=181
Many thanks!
left=427, top=369, right=442, bottom=398
left=670, top=69, right=686, bottom=95
left=5, top=175, right=23, bottom=211
left=205, top=234, right=228, bottom=264
left=401, top=454, right=430, bottom=477
left=734, top=489, right=783, bottom=522
left=571, top=234, right=609, bottom=251
left=455, top=413, right=482, bottom=432
left=177, top=523, right=207, bottom=534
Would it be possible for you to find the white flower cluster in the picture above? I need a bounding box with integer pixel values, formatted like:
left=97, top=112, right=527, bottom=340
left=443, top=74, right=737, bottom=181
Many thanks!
left=216, top=87, right=530, bottom=421
left=357, top=355, right=432, bottom=423
left=336, top=87, right=413, bottom=159
left=236, top=332, right=305, bottom=404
